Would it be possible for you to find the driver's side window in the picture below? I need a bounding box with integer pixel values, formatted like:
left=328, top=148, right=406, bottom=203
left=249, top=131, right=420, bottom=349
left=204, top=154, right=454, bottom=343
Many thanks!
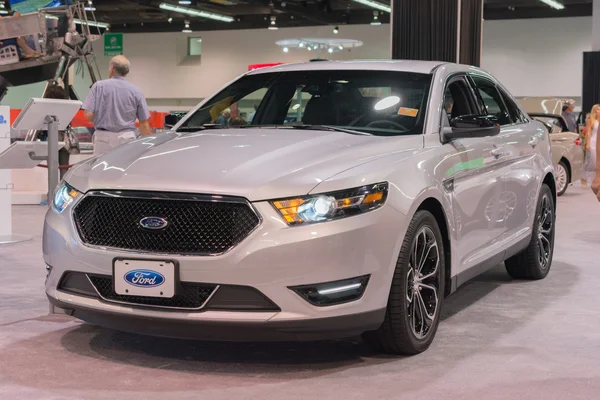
left=442, top=78, right=476, bottom=126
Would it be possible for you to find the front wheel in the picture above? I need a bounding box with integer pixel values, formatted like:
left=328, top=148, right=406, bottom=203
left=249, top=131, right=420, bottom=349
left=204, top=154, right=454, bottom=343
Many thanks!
left=505, top=184, right=555, bottom=280
left=363, top=210, right=445, bottom=355
left=555, top=161, right=569, bottom=196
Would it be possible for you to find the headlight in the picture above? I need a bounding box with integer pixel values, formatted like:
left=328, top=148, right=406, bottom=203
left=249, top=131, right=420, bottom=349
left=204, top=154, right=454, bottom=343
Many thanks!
left=53, top=183, right=81, bottom=213
left=272, top=182, right=388, bottom=226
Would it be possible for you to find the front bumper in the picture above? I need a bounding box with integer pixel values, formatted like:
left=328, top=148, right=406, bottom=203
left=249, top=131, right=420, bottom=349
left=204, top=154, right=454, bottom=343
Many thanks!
left=44, top=199, right=407, bottom=340
left=48, top=294, right=386, bottom=341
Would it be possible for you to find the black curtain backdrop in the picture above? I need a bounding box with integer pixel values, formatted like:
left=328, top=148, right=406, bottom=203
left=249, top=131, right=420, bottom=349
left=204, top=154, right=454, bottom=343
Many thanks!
left=459, top=0, right=483, bottom=66
left=582, top=51, right=600, bottom=114
left=391, top=0, right=459, bottom=62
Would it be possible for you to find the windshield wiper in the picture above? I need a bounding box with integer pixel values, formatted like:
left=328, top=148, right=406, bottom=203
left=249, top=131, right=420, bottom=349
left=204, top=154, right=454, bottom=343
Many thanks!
left=176, top=124, right=224, bottom=132
left=287, top=124, right=372, bottom=136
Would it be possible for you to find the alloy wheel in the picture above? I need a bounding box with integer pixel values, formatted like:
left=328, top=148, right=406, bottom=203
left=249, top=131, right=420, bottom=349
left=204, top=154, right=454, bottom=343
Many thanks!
left=406, top=226, right=440, bottom=340
left=555, top=164, right=568, bottom=194
left=537, top=194, right=554, bottom=270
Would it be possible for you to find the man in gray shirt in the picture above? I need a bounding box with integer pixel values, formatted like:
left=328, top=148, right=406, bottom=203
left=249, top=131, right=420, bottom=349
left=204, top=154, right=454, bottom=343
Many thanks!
left=83, top=55, right=152, bottom=155
left=561, top=100, right=578, bottom=133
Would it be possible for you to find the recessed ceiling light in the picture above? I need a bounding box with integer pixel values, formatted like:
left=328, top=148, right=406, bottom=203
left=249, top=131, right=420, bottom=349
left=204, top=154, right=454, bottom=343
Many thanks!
left=352, top=0, right=390, bottom=13
left=179, top=0, right=192, bottom=4
left=539, top=0, right=564, bottom=10
left=159, top=3, right=234, bottom=22
left=73, top=18, right=110, bottom=28
left=333, top=26, right=339, bottom=34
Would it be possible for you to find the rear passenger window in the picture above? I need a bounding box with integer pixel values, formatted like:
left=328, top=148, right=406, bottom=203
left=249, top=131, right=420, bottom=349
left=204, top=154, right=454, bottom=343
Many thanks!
left=499, top=89, right=528, bottom=124
left=470, top=76, right=512, bottom=126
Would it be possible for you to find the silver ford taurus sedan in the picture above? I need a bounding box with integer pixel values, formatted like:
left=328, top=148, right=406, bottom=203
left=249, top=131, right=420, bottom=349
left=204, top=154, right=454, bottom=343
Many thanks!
left=44, top=61, right=556, bottom=355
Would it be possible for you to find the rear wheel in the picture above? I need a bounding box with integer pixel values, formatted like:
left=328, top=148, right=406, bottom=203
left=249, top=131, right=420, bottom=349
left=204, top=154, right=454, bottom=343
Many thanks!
left=555, top=161, right=569, bottom=196
left=363, top=210, right=445, bottom=355
left=505, top=184, right=555, bottom=280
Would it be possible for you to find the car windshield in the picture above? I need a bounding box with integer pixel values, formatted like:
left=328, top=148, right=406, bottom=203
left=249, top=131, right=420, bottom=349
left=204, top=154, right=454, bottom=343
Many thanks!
left=179, top=70, right=433, bottom=136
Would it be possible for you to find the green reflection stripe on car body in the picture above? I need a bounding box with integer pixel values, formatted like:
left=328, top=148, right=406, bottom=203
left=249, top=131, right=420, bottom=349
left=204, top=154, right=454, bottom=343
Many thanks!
left=445, top=157, right=485, bottom=177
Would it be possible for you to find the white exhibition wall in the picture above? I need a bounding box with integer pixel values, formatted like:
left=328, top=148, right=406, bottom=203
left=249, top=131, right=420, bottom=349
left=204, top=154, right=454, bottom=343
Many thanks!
left=3, top=16, right=593, bottom=111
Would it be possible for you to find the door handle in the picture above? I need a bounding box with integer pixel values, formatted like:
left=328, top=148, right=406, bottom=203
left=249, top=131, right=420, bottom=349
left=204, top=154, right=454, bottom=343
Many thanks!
left=528, top=136, right=539, bottom=148
left=490, top=147, right=504, bottom=158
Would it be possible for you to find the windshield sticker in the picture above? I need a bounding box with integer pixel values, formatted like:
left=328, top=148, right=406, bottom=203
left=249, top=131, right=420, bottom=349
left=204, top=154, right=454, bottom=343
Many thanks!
left=398, top=107, right=419, bottom=117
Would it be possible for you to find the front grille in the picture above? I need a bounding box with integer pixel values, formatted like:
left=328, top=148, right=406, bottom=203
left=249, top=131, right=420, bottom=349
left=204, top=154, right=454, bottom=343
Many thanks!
left=88, top=275, right=217, bottom=310
left=73, top=192, right=260, bottom=255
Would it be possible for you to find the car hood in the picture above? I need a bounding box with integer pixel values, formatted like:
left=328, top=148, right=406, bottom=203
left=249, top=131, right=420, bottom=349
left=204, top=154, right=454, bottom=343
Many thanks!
left=67, top=128, right=421, bottom=201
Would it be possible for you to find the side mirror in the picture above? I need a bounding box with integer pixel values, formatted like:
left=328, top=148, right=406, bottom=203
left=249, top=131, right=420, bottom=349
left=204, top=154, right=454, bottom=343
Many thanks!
left=164, top=113, right=184, bottom=130
left=442, top=115, right=501, bottom=143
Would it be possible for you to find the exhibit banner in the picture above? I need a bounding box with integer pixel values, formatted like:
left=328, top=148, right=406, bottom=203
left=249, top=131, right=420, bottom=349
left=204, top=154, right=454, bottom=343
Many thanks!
left=104, top=33, right=123, bottom=56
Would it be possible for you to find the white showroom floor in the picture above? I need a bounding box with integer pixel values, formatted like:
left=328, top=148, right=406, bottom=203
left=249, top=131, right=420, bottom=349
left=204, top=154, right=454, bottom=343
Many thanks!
left=1, top=184, right=600, bottom=400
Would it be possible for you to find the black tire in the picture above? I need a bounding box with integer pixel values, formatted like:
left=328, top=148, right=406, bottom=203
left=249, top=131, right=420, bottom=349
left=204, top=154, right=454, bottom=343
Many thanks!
left=555, top=161, right=569, bottom=197
left=505, top=184, right=555, bottom=280
left=363, top=210, right=445, bottom=355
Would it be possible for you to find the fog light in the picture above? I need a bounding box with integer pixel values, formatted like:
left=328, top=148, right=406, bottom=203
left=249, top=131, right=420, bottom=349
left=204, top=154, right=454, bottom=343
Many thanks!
left=290, top=275, right=369, bottom=306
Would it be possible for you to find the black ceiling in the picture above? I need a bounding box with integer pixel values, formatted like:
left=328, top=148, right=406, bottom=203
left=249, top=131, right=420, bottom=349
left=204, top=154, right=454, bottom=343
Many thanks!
left=87, top=0, right=593, bottom=33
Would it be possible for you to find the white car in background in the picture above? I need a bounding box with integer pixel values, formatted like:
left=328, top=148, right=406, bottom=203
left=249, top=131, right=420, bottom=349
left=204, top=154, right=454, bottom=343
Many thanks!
left=44, top=61, right=556, bottom=355
left=520, top=97, right=584, bottom=196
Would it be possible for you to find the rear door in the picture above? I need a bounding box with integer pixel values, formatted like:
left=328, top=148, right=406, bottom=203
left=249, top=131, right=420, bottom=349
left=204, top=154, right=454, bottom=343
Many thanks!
left=470, top=75, right=542, bottom=248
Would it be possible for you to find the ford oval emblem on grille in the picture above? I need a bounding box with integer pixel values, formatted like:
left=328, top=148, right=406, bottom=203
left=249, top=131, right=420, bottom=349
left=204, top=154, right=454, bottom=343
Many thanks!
left=124, top=269, right=165, bottom=287
left=140, top=216, right=168, bottom=230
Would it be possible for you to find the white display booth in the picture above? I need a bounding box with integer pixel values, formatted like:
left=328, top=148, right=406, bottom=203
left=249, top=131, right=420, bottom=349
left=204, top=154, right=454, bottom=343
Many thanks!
left=9, top=99, right=88, bottom=205
left=0, top=100, right=81, bottom=244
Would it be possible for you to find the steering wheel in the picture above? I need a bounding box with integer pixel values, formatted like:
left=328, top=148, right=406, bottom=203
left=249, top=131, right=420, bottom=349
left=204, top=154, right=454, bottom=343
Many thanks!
left=366, top=120, right=409, bottom=131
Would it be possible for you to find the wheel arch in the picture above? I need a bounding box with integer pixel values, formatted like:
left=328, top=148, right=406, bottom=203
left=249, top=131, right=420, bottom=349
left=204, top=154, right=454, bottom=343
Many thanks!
left=416, top=197, right=452, bottom=298
left=543, top=172, right=557, bottom=209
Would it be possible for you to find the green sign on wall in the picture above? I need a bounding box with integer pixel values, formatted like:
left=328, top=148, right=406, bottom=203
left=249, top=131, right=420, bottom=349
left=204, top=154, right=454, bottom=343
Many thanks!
left=104, top=33, right=123, bottom=56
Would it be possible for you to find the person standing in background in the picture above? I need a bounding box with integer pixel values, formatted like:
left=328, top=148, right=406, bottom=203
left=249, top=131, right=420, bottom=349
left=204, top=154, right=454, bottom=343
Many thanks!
left=583, top=104, right=599, bottom=189
left=562, top=100, right=578, bottom=133
left=592, top=138, right=600, bottom=201
left=82, top=55, right=152, bottom=156
left=43, top=84, right=71, bottom=180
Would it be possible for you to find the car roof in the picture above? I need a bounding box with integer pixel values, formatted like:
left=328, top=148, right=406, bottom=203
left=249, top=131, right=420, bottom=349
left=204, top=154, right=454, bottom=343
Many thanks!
left=246, top=60, right=450, bottom=75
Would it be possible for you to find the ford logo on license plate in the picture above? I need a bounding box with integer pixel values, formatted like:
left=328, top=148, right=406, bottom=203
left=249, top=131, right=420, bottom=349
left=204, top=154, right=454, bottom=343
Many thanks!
left=140, top=216, right=168, bottom=230
left=124, top=269, right=165, bottom=288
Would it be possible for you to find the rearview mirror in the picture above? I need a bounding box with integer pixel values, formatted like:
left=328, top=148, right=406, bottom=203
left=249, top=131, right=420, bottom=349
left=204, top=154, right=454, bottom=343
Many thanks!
left=164, top=113, right=185, bottom=130
left=442, top=115, right=500, bottom=143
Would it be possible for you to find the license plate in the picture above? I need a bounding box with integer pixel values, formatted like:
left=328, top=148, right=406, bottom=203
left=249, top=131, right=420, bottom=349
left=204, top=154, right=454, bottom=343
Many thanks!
left=114, top=259, right=176, bottom=298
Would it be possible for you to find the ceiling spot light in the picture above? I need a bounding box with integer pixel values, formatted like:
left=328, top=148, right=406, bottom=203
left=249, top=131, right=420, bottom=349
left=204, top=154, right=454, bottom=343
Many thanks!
left=85, top=0, right=95, bottom=11
left=539, top=0, right=565, bottom=10
left=182, top=20, right=192, bottom=33
left=299, top=42, right=305, bottom=48
left=159, top=3, right=234, bottom=22
left=307, top=46, right=312, bottom=51
left=338, top=45, right=344, bottom=50
left=283, top=47, right=289, bottom=53
left=268, top=15, right=278, bottom=30
left=333, top=26, right=339, bottom=34
left=292, top=103, right=301, bottom=110
left=352, top=0, right=390, bottom=13
left=328, top=47, right=333, bottom=53
left=168, top=17, right=173, bottom=23
left=371, top=11, right=381, bottom=26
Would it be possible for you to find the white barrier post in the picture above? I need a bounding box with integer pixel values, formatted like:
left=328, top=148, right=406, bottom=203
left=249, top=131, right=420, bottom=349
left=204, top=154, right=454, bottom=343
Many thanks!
left=0, top=106, right=30, bottom=245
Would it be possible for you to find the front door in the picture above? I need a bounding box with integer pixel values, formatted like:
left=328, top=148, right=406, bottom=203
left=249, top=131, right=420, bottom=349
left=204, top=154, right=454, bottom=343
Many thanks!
left=442, top=76, right=508, bottom=274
